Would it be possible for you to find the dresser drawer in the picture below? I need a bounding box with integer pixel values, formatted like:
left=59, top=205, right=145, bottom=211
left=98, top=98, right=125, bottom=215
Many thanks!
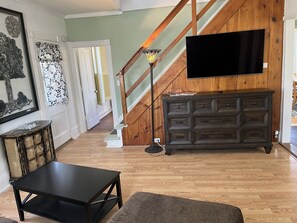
left=242, top=128, right=267, bottom=142
left=193, top=115, right=239, bottom=128
left=217, top=98, right=239, bottom=112
left=242, top=96, right=268, bottom=110
left=168, top=131, right=191, bottom=144
left=168, top=117, right=191, bottom=130
left=193, top=129, right=239, bottom=144
left=193, top=99, right=215, bottom=114
left=167, top=101, right=190, bottom=115
left=242, top=112, right=268, bottom=126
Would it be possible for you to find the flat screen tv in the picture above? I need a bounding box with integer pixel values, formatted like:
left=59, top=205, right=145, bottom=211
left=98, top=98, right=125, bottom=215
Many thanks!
left=186, top=29, right=265, bottom=78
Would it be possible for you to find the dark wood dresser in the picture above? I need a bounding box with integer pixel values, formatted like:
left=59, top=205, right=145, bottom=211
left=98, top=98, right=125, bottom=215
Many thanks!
left=162, top=89, right=274, bottom=155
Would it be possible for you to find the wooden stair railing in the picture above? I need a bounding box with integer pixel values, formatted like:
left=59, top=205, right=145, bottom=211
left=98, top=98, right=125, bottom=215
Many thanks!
left=124, top=0, right=249, bottom=126
left=118, top=0, right=219, bottom=123
left=117, top=0, right=189, bottom=117
left=125, top=0, right=217, bottom=98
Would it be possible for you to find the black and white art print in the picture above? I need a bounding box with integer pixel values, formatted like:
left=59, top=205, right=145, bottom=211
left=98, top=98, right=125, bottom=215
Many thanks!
left=0, top=7, right=38, bottom=124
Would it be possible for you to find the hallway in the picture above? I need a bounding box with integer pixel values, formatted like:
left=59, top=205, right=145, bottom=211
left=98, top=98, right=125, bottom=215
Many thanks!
left=89, top=112, right=114, bottom=133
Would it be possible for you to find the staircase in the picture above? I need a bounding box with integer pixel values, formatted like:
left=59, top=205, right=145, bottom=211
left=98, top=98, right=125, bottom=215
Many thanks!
left=105, top=0, right=227, bottom=147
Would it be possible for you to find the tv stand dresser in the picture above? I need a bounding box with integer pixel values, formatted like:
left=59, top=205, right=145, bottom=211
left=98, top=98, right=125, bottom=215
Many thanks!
left=162, top=89, right=274, bottom=155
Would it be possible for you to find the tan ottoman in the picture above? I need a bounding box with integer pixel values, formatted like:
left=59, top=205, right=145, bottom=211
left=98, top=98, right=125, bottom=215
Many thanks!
left=108, top=192, right=244, bottom=223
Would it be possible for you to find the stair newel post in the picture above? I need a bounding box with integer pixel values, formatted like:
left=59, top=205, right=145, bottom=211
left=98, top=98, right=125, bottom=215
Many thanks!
left=191, top=0, right=197, bottom=35
left=119, top=71, right=128, bottom=121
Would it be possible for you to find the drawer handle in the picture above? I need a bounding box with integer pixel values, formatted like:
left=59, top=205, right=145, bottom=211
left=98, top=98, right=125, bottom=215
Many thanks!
left=252, top=102, right=258, bottom=105
left=225, top=103, right=231, bottom=107
left=198, top=104, right=205, bottom=108
left=176, top=136, right=184, bottom=139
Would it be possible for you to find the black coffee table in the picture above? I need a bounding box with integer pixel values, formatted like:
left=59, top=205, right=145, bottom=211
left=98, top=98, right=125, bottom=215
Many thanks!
left=11, top=161, right=122, bottom=223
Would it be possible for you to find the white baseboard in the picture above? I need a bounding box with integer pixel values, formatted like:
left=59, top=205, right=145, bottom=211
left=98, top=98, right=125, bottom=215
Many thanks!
left=99, top=108, right=112, bottom=120
left=0, top=170, right=10, bottom=193
left=71, top=125, right=80, bottom=139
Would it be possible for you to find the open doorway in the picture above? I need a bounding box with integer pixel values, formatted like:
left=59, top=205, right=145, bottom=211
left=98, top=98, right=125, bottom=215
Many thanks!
left=68, top=40, right=119, bottom=133
left=75, top=46, right=112, bottom=130
left=280, top=18, right=297, bottom=156
left=291, top=24, right=297, bottom=148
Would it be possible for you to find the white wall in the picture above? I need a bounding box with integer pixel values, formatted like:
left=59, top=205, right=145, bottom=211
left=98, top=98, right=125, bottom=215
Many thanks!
left=284, top=0, right=297, bottom=20
left=293, top=29, right=297, bottom=81
left=0, top=0, right=70, bottom=192
left=280, top=1, right=297, bottom=142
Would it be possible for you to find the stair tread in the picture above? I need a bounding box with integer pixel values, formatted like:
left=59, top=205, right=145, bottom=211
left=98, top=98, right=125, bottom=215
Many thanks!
left=115, top=123, right=126, bottom=129
left=106, top=134, right=120, bottom=140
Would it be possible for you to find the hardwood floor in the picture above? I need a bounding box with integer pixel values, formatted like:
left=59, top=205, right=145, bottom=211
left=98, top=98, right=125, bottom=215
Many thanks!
left=1, top=130, right=297, bottom=222
left=89, top=112, right=114, bottom=133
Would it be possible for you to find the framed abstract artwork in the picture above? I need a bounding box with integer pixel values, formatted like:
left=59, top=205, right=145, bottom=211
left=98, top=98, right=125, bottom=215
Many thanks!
left=0, top=7, right=38, bottom=124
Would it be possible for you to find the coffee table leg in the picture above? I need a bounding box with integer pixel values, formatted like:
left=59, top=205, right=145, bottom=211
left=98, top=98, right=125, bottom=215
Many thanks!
left=85, top=205, right=92, bottom=223
left=116, top=175, right=123, bottom=208
left=12, top=187, right=24, bottom=221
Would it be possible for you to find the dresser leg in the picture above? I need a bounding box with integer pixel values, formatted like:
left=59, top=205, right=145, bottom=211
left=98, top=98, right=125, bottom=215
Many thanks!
left=264, top=146, right=272, bottom=154
left=165, top=149, right=172, bottom=155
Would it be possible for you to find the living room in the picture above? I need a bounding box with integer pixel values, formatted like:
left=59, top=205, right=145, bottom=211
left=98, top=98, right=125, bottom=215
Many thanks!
left=0, top=0, right=297, bottom=222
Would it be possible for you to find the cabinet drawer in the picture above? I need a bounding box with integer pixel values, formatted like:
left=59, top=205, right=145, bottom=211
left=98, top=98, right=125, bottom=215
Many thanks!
left=242, top=96, right=268, bottom=110
left=242, top=112, right=268, bottom=126
left=193, top=99, right=215, bottom=114
left=194, top=115, right=239, bottom=128
left=193, top=129, right=239, bottom=144
left=167, top=101, right=190, bottom=115
left=217, top=98, right=239, bottom=112
left=168, top=131, right=191, bottom=144
left=242, top=128, right=267, bottom=142
left=168, top=117, right=191, bottom=130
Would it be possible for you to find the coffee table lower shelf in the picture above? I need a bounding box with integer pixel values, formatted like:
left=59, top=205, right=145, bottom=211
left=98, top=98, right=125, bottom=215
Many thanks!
left=21, top=193, right=118, bottom=223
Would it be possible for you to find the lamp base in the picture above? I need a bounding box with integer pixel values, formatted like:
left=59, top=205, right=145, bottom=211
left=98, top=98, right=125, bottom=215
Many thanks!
left=145, top=144, right=163, bottom=153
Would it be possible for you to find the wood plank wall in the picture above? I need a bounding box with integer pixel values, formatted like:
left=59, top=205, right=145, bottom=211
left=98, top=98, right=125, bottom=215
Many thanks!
left=123, top=0, right=284, bottom=146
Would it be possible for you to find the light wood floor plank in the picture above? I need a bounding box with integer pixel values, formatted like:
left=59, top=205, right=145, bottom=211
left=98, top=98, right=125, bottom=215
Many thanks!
left=1, top=129, right=297, bottom=223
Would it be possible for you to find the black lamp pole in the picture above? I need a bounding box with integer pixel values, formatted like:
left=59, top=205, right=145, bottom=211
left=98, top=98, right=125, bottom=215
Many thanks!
left=142, top=49, right=162, bottom=153
left=149, top=63, right=155, bottom=145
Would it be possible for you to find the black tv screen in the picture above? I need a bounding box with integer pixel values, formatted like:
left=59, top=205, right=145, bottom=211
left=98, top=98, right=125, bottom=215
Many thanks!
left=186, top=29, right=265, bottom=78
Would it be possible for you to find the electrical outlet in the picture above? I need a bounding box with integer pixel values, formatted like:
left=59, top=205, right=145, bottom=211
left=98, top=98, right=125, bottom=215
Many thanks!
left=274, top=130, right=279, bottom=139
left=263, top=62, right=268, bottom=68
left=154, top=138, right=160, bottom=143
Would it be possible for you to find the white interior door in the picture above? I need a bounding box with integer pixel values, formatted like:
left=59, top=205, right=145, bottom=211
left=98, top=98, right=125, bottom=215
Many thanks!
left=46, top=103, right=71, bottom=148
left=77, top=48, right=100, bottom=129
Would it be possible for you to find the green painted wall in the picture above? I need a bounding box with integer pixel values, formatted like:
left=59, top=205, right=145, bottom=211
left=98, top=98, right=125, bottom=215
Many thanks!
left=65, top=2, right=224, bottom=120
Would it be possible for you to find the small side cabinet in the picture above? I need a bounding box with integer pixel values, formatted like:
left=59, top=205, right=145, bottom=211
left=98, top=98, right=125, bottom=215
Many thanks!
left=162, top=89, right=274, bottom=155
left=0, top=120, right=56, bottom=180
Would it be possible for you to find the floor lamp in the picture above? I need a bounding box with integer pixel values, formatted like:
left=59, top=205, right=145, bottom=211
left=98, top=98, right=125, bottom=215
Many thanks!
left=142, top=48, right=162, bottom=153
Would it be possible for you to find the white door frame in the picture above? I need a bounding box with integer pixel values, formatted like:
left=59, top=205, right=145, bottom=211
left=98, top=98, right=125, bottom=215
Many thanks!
left=67, top=40, right=119, bottom=132
left=280, top=19, right=295, bottom=143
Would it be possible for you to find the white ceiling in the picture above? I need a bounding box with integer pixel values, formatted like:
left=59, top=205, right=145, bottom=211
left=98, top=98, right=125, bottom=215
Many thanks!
left=30, top=0, right=121, bottom=15
left=29, top=0, right=198, bottom=18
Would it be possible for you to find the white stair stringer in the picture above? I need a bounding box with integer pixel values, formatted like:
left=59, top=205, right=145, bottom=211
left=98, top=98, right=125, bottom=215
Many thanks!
left=105, top=123, right=126, bottom=148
